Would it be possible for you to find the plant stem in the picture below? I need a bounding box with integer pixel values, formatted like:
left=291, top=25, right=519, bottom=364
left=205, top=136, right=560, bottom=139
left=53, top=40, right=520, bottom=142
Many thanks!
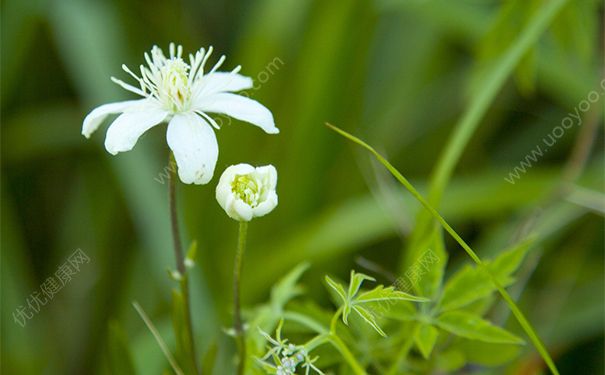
left=168, top=152, right=199, bottom=375
left=328, top=335, right=367, bottom=375
left=326, top=123, right=560, bottom=375
left=233, top=221, right=248, bottom=375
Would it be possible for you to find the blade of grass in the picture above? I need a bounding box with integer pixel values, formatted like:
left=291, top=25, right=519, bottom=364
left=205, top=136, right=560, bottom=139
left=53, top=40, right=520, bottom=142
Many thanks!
left=132, top=301, right=184, bottom=375
left=326, top=123, right=560, bottom=375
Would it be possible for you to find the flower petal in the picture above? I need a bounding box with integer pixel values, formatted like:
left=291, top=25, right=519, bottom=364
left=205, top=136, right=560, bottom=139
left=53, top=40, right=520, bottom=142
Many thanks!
left=216, top=163, right=255, bottom=215
left=254, top=190, right=278, bottom=218
left=82, top=99, right=146, bottom=138
left=195, top=93, right=279, bottom=134
left=167, top=113, right=218, bottom=185
left=104, top=104, right=168, bottom=155
left=196, top=72, right=253, bottom=96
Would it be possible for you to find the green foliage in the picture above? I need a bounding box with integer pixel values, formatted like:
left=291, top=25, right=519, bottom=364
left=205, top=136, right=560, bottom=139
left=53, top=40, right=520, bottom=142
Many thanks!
left=326, top=270, right=428, bottom=336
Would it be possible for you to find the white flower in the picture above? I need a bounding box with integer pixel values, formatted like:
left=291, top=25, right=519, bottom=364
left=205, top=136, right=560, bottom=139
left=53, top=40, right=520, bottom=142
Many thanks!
left=82, top=43, right=278, bottom=185
left=216, top=164, right=278, bottom=221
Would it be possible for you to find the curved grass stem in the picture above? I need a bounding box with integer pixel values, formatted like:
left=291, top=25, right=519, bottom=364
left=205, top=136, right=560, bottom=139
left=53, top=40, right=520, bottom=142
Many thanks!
left=326, top=123, right=560, bottom=375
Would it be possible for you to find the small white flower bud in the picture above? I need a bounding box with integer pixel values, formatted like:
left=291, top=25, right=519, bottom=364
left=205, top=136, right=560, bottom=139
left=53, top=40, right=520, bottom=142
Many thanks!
left=215, top=164, right=278, bottom=222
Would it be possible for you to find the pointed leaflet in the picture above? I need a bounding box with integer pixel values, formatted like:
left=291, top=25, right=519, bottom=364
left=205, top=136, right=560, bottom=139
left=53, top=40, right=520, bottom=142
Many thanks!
left=356, top=285, right=429, bottom=304
left=436, top=311, right=525, bottom=345
left=347, top=270, right=375, bottom=300
left=352, top=306, right=386, bottom=337
left=440, top=238, right=533, bottom=312
left=414, top=323, right=439, bottom=359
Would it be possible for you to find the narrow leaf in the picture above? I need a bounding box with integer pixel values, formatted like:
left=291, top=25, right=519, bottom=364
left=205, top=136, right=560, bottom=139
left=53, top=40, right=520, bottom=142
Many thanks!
left=347, top=270, right=375, bottom=300
left=436, top=311, right=525, bottom=344
left=325, top=275, right=348, bottom=305
left=352, top=306, right=386, bottom=337
left=356, top=285, right=429, bottom=304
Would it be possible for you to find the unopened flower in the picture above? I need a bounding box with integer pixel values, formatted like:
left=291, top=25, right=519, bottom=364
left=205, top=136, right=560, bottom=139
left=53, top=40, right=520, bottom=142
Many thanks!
left=82, top=43, right=278, bottom=184
left=216, top=164, right=277, bottom=221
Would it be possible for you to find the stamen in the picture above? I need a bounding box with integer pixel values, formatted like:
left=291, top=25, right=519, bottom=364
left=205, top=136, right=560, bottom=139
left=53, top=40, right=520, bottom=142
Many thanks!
left=208, top=55, right=226, bottom=75
left=196, top=110, right=221, bottom=130
left=111, top=77, right=146, bottom=96
left=199, top=46, right=214, bottom=76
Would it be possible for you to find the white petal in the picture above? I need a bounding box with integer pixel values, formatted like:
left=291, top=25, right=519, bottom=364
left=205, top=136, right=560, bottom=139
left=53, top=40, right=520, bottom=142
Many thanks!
left=257, top=165, right=278, bottom=190
left=82, top=99, right=145, bottom=138
left=196, top=72, right=253, bottom=96
left=195, top=93, right=279, bottom=134
left=216, top=163, right=254, bottom=215
left=231, top=198, right=254, bottom=221
left=167, top=113, right=218, bottom=185
left=104, top=104, right=168, bottom=155
left=253, top=190, right=278, bottom=218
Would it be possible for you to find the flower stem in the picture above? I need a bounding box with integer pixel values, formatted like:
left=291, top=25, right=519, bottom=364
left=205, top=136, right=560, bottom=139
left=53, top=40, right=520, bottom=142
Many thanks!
left=233, top=221, right=248, bottom=375
left=168, top=152, right=199, bottom=375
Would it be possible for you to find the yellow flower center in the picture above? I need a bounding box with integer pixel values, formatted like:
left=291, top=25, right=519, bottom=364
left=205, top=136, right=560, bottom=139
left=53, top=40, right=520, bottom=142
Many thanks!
left=159, top=58, right=191, bottom=112
left=231, top=174, right=262, bottom=207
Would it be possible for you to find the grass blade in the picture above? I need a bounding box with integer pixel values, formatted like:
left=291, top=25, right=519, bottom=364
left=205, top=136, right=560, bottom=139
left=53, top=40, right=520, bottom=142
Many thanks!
left=132, top=301, right=184, bottom=375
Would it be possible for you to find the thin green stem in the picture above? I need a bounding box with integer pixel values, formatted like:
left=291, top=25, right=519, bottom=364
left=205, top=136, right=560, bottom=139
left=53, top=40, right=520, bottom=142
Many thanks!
left=168, top=152, right=199, bottom=375
left=328, top=334, right=367, bottom=375
left=330, top=306, right=343, bottom=334
left=233, top=221, right=248, bottom=375
left=326, top=123, right=560, bottom=375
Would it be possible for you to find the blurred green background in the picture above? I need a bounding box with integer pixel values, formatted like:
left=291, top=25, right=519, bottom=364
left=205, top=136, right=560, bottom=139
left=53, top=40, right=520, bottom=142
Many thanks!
left=2, top=0, right=603, bottom=374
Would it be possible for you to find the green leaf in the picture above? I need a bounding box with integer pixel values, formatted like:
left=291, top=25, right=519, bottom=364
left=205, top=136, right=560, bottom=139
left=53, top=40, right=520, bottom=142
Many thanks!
left=356, top=285, right=429, bottom=304
left=460, top=340, right=522, bottom=366
left=351, top=306, right=386, bottom=337
left=270, top=262, right=310, bottom=310
left=325, top=275, right=352, bottom=323
left=435, top=348, right=466, bottom=372
left=347, top=270, right=375, bottom=300
left=488, top=237, right=534, bottom=284
left=107, top=321, right=136, bottom=375
left=439, top=264, right=489, bottom=312
left=440, top=238, right=533, bottom=311
left=412, top=224, right=447, bottom=299
left=378, top=300, right=417, bottom=322
left=436, top=311, right=525, bottom=344
left=414, top=323, right=439, bottom=359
